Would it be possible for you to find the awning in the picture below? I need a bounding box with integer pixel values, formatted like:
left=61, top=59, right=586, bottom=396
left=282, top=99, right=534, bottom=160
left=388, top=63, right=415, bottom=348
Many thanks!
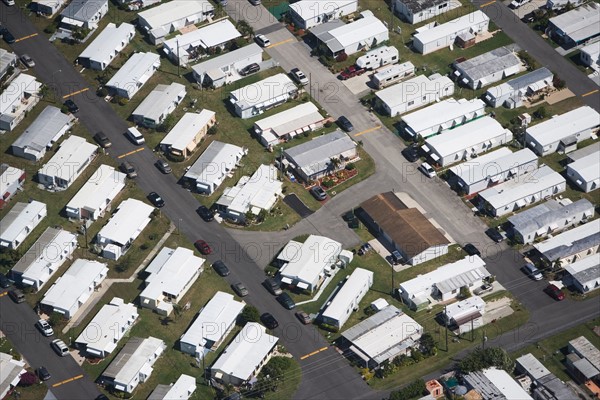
left=509, top=168, right=518, bottom=176
left=536, top=227, right=547, bottom=236
left=61, top=17, right=84, bottom=27
left=115, top=384, right=126, bottom=391
left=21, top=277, right=36, bottom=286
left=430, top=153, right=440, bottom=161
left=86, top=347, right=103, bottom=357
left=549, top=223, right=559, bottom=231
left=297, top=282, right=309, bottom=290
left=515, top=199, right=527, bottom=208
left=490, top=174, right=501, bottom=183
left=281, top=277, right=292, bottom=284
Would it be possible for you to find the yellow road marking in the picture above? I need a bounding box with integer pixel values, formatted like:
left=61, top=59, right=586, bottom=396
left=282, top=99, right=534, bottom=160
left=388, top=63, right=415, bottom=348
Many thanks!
left=268, top=38, right=294, bottom=48
left=581, top=89, right=599, bottom=97
left=117, top=148, right=144, bottom=159
left=52, top=374, right=83, bottom=388
left=480, top=0, right=496, bottom=7
left=354, top=125, right=381, bottom=137
left=62, top=88, right=89, bottom=99
left=300, top=346, right=328, bottom=360
left=0, top=292, right=7, bottom=297
left=15, top=33, right=38, bottom=42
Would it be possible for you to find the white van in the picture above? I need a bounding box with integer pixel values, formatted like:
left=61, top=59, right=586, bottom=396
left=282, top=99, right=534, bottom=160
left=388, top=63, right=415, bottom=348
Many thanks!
left=126, top=127, right=145, bottom=145
left=2, top=0, right=15, bottom=6
left=51, top=339, right=69, bottom=357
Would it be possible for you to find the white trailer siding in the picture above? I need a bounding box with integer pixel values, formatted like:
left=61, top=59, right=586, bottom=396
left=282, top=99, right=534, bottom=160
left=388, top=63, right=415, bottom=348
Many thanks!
left=289, top=0, right=358, bottom=30
left=394, top=0, right=461, bottom=24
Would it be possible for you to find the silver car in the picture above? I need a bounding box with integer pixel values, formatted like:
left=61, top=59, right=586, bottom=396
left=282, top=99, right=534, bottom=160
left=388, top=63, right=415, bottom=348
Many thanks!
left=21, top=54, right=35, bottom=68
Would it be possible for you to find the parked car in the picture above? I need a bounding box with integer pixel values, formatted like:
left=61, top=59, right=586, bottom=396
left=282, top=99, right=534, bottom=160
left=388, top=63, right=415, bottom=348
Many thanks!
left=0, top=273, right=11, bottom=288
left=463, top=243, right=481, bottom=257
left=249, top=0, right=261, bottom=5
left=212, top=260, right=230, bottom=276
left=291, top=68, right=309, bottom=85
left=147, top=192, right=165, bottom=208
left=277, top=292, right=296, bottom=309
left=93, top=131, right=112, bottom=148
left=544, top=284, right=565, bottom=301
left=255, top=34, right=270, bottom=47
left=418, top=162, right=436, bottom=178
left=194, top=240, right=211, bottom=255
left=401, top=144, right=420, bottom=162
left=310, top=185, right=328, bottom=201
left=36, top=366, right=51, bottom=381
left=20, top=54, right=35, bottom=68
left=339, top=66, right=366, bottom=80
left=390, top=250, right=403, bottom=265
left=36, top=319, right=54, bottom=337
left=0, top=27, right=15, bottom=44
left=95, top=395, right=109, bottom=400
left=63, top=99, right=79, bottom=113
left=120, top=161, right=137, bottom=178
left=337, top=115, right=354, bottom=132
left=474, top=283, right=493, bottom=295
left=261, top=313, right=279, bottom=329
left=126, top=127, right=145, bottom=145
left=485, top=228, right=504, bottom=243
left=510, top=0, right=531, bottom=8
left=197, top=205, right=214, bottom=222
left=295, top=311, right=311, bottom=324
left=263, top=278, right=282, bottom=295
left=523, top=263, right=543, bottom=281
left=50, top=339, right=69, bottom=357
left=8, top=289, right=25, bottom=303
left=232, top=282, right=249, bottom=297
left=240, top=63, right=260, bottom=76
left=155, top=159, right=172, bottom=174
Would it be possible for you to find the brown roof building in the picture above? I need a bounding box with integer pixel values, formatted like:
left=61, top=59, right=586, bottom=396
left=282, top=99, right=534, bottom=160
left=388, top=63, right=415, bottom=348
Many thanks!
left=359, top=192, right=450, bottom=265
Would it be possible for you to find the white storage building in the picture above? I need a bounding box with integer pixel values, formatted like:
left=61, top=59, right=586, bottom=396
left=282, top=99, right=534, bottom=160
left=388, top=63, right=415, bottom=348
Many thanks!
left=60, top=0, right=108, bottom=30
left=0, top=74, right=41, bottom=132
left=402, top=98, right=486, bottom=139
left=163, top=20, right=241, bottom=66
left=356, top=46, right=399, bottom=70
left=289, top=0, right=358, bottom=30
left=321, top=268, right=373, bottom=330
left=159, top=110, right=216, bottom=158
left=75, top=297, right=139, bottom=358
left=564, top=255, right=600, bottom=294
left=216, top=164, right=283, bottom=222
left=37, top=136, right=98, bottom=191
left=371, top=61, right=416, bottom=89
left=10, top=106, right=74, bottom=161
left=524, top=106, right=600, bottom=156
left=253, top=102, right=326, bottom=147
left=10, top=227, right=77, bottom=290
left=422, top=116, right=513, bottom=167
left=78, top=23, right=135, bottom=71
left=477, top=165, right=566, bottom=217
left=484, top=67, right=554, bottom=108
left=96, top=198, right=154, bottom=260
left=132, top=82, right=186, bottom=128
left=183, top=141, right=246, bottom=194
left=443, top=296, right=485, bottom=330
left=580, top=41, right=600, bottom=72
left=229, top=73, right=297, bottom=119
left=566, top=151, right=600, bottom=193
left=393, top=0, right=461, bottom=24
left=147, top=375, right=196, bottom=400
left=448, top=148, right=538, bottom=195
left=101, top=337, right=166, bottom=393
left=179, top=291, right=245, bottom=358
left=341, top=305, right=422, bottom=369
left=412, top=11, right=490, bottom=55
left=277, top=235, right=344, bottom=292
left=65, top=164, right=126, bottom=220
left=375, top=74, right=454, bottom=117
left=534, top=222, right=600, bottom=266
left=453, top=46, right=522, bottom=90
left=0, top=49, right=17, bottom=80
left=41, top=259, right=108, bottom=319
left=137, top=0, right=215, bottom=44
left=139, top=247, right=204, bottom=316
left=399, top=256, right=490, bottom=310
left=0, top=201, right=47, bottom=250
left=0, top=164, right=25, bottom=208
left=106, top=52, right=160, bottom=99
left=0, top=353, right=26, bottom=400
left=192, top=43, right=263, bottom=88
left=210, top=323, right=279, bottom=387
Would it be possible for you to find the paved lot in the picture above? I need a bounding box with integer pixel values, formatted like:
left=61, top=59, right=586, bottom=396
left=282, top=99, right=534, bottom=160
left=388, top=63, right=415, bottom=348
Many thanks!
left=283, top=194, right=314, bottom=218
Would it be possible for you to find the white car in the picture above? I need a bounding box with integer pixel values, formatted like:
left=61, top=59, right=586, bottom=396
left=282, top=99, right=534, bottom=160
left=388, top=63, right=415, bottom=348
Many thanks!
left=510, top=0, right=531, bottom=8
left=255, top=34, right=271, bottom=47
left=419, top=162, right=436, bottom=178
left=50, top=339, right=69, bottom=357
left=291, top=68, right=309, bottom=86
left=36, top=319, right=54, bottom=337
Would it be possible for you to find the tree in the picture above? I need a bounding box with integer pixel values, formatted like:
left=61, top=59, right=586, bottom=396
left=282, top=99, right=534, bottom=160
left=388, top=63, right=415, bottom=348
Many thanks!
left=533, top=106, right=547, bottom=119
left=459, top=286, right=472, bottom=299
left=458, top=347, right=514, bottom=374
left=245, top=210, right=256, bottom=225
left=420, top=333, right=436, bottom=356
left=236, top=20, right=254, bottom=37
left=158, top=114, right=176, bottom=132
left=388, top=379, right=426, bottom=400
left=18, top=372, right=38, bottom=386
left=0, top=248, right=21, bottom=269
left=239, top=305, right=260, bottom=325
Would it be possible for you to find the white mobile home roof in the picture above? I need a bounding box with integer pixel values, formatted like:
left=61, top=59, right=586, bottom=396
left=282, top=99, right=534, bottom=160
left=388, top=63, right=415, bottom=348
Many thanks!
left=229, top=73, right=296, bottom=109
left=481, top=368, right=533, bottom=400
left=66, top=165, right=126, bottom=215
left=148, top=374, right=196, bottom=400
left=486, top=67, right=553, bottom=100
left=581, top=41, right=600, bottom=64
left=402, top=98, right=486, bottom=135
left=102, top=336, right=165, bottom=383
left=567, top=142, right=600, bottom=162
left=61, top=0, right=106, bottom=22
left=413, top=11, right=489, bottom=45
left=184, top=140, right=245, bottom=183
left=192, top=43, right=262, bottom=77
left=564, top=254, right=600, bottom=290
left=41, top=259, right=108, bottom=309
left=132, top=82, right=186, bottom=122
left=160, top=110, right=215, bottom=151
left=180, top=291, right=245, bottom=350
left=79, top=23, right=134, bottom=63
left=375, top=74, right=453, bottom=108
left=12, top=106, right=74, bottom=154
left=516, top=353, right=552, bottom=381
left=217, top=164, right=282, bottom=214
left=75, top=297, right=138, bottom=355
left=425, top=116, right=510, bottom=158
left=449, top=148, right=537, bottom=185
left=106, top=52, right=160, bottom=94
left=568, top=152, right=600, bottom=184
left=141, top=247, right=204, bottom=300
left=549, top=3, right=600, bottom=43
left=164, top=19, right=240, bottom=52
left=0, top=164, right=24, bottom=196
left=38, top=136, right=97, bottom=183
left=0, top=353, right=25, bottom=399
left=322, top=14, right=388, bottom=53
left=478, top=165, right=566, bottom=210
left=290, top=0, right=357, bottom=18
left=211, top=322, right=278, bottom=382
left=254, top=102, right=322, bottom=135
left=0, top=74, right=41, bottom=115
left=454, top=46, right=521, bottom=83
left=138, top=0, right=213, bottom=29
left=0, top=201, right=46, bottom=244
left=534, top=222, right=600, bottom=261
left=279, top=235, right=342, bottom=285
left=341, top=306, right=422, bottom=365
left=508, top=198, right=594, bottom=235
left=444, top=296, right=485, bottom=321
left=322, top=268, right=373, bottom=323
left=526, top=106, right=600, bottom=148
left=97, top=198, right=154, bottom=246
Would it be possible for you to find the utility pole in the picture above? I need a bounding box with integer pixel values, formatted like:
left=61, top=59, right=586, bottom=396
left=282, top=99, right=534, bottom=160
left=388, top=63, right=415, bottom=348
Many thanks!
left=471, top=317, right=474, bottom=342
left=482, top=329, right=487, bottom=350
left=391, top=265, right=395, bottom=297
left=444, top=305, right=448, bottom=352
left=177, top=39, right=181, bottom=77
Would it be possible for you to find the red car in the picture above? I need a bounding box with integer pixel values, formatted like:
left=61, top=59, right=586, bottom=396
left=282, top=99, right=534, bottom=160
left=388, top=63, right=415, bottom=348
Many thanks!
left=194, top=240, right=211, bottom=255
left=544, top=284, right=565, bottom=301
left=339, top=66, right=366, bottom=80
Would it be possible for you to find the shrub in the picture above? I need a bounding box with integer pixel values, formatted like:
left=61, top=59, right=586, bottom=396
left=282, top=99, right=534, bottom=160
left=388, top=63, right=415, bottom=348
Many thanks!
left=97, top=87, right=108, bottom=97
left=345, top=163, right=355, bottom=171
left=336, top=52, right=348, bottom=62
left=321, top=179, right=335, bottom=188
left=140, top=243, right=149, bottom=250
left=118, top=97, right=129, bottom=106
left=19, top=372, right=38, bottom=386
left=324, top=120, right=333, bottom=128
left=319, top=323, right=339, bottom=333
left=166, top=152, right=186, bottom=163
left=44, top=24, right=57, bottom=34
left=411, top=349, right=424, bottom=363
left=239, top=305, right=260, bottom=325
left=207, top=125, right=218, bottom=135
left=389, top=379, right=426, bottom=400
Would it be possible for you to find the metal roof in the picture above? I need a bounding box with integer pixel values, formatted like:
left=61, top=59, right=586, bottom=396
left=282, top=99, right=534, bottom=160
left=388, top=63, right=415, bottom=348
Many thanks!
left=38, top=136, right=97, bottom=183
left=160, top=110, right=215, bottom=152
left=163, top=19, right=241, bottom=56
left=12, top=106, right=74, bottom=154
left=147, top=374, right=196, bottom=400
left=0, top=74, right=41, bottom=116
left=401, top=98, right=486, bottom=136
left=569, top=336, right=600, bottom=372
left=508, top=198, right=595, bottom=235
left=398, top=0, right=459, bottom=12
left=289, top=0, right=357, bottom=18
left=132, top=82, right=186, bottom=122
left=450, top=148, right=537, bottom=186
left=525, top=106, right=600, bottom=148
left=454, top=46, right=521, bottom=82
left=375, top=74, right=453, bottom=108
left=567, top=151, right=600, bottom=183
left=564, top=254, right=600, bottom=290
left=138, top=0, right=214, bottom=30
left=318, top=13, right=388, bottom=53
left=444, top=296, right=485, bottom=321
left=322, top=268, right=373, bottom=324
left=254, top=102, right=322, bottom=136
left=464, top=368, right=533, bottom=400
left=309, top=19, right=345, bottom=38
left=66, top=164, right=126, bottom=215
left=184, top=140, right=245, bottom=185
left=0, top=353, right=25, bottom=399
left=229, top=73, right=296, bottom=110
left=192, top=43, right=262, bottom=77
left=0, top=164, right=24, bottom=197
left=580, top=41, right=600, bottom=63
left=97, top=199, right=154, bottom=246
left=11, top=227, right=76, bottom=278
left=0, top=201, right=46, bottom=244
left=549, top=3, right=600, bottom=43
left=534, top=222, right=600, bottom=262
left=486, top=67, right=553, bottom=100
left=60, top=0, right=106, bottom=22
left=516, top=353, right=551, bottom=381
left=102, top=337, right=165, bottom=383
left=413, top=11, right=489, bottom=45
left=567, top=142, right=600, bottom=163
left=79, top=23, right=134, bottom=64
left=106, top=52, right=160, bottom=94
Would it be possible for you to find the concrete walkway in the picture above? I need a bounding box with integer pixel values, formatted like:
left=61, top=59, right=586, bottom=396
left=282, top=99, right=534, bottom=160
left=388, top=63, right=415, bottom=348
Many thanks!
left=62, top=223, right=176, bottom=333
left=295, top=269, right=341, bottom=306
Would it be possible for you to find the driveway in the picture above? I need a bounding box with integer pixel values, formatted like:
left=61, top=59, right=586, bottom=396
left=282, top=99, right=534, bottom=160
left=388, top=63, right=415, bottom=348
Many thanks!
left=283, top=193, right=314, bottom=218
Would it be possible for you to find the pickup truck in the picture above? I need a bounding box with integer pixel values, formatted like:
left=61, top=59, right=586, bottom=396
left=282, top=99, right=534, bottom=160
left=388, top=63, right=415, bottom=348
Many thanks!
left=339, top=66, right=366, bottom=80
